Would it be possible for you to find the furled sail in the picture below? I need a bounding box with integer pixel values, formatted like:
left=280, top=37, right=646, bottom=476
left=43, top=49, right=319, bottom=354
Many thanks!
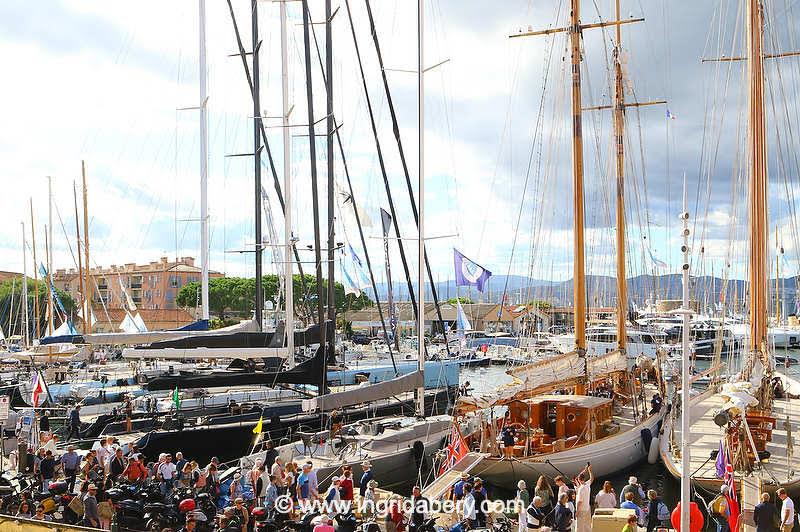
left=301, top=371, right=423, bottom=412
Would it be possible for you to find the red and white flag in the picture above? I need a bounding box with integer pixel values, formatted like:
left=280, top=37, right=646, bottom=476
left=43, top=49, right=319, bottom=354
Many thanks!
left=438, top=423, right=468, bottom=476
left=31, top=372, right=47, bottom=407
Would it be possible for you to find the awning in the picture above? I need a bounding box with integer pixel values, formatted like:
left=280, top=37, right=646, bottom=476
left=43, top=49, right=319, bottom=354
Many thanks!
left=302, top=371, right=424, bottom=412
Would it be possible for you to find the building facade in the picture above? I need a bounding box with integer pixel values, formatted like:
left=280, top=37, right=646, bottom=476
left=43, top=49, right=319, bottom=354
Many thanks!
left=52, top=256, right=222, bottom=312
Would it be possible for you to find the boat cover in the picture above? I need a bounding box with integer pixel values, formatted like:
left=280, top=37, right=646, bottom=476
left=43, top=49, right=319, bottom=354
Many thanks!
left=301, top=370, right=423, bottom=412
left=40, top=319, right=257, bottom=346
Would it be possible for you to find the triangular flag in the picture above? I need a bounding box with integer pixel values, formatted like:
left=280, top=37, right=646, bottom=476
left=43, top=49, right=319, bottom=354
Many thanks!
left=253, top=416, right=263, bottom=435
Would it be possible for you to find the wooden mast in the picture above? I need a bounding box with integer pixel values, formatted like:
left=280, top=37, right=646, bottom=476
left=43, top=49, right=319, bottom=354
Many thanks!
left=613, top=0, right=627, bottom=354
left=746, top=0, right=768, bottom=362
left=73, top=182, right=85, bottom=334
left=30, top=199, right=40, bottom=340
left=82, top=161, right=93, bottom=334
left=569, top=0, right=588, bottom=360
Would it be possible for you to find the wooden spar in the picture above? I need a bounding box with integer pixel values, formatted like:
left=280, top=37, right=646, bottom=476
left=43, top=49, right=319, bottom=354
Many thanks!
left=569, top=0, right=588, bottom=359
left=73, top=182, right=85, bottom=335
left=747, top=0, right=768, bottom=360
left=30, top=199, right=39, bottom=340
left=82, top=161, right=92, bottom=334
left=613, top=0, right=627, bottom=353
left=775, top=225, right=780, bottom=324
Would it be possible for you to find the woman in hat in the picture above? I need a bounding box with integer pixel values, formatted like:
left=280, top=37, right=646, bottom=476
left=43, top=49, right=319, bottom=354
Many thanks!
left=363, top=480, right=378, bottom=519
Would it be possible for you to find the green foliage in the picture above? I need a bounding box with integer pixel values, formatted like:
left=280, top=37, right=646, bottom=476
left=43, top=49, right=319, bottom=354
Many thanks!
left=0, top=277, right=76, bottom=337
left=447, top=297, right=473, bottom=304
left=526, top=299, right=553, bottom=311
left=176, top=274, right=373, bottom=320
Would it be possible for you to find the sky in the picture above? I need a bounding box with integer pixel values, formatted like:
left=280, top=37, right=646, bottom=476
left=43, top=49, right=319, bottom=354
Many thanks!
left=1, top=0, right=800, bottom=301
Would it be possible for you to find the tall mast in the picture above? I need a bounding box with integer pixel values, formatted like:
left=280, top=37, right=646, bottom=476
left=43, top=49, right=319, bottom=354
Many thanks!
left=252, top=0, right=264, bottom=331
left=21, top=222, right=29, bottom=348
left=30, top=200, right=39, bottom=340
left=747, top=0, right=768, bottom=360
left=199, top=0, right=211, bottom=322
left=679, top=175, right=692, bottom=532
left=82, top=161, right=92, bottom=334
left=569, top=0, right=587, bottom=361
left=73, top=182, right=85, bottom=334
left=47, top=176, right=54, bottom=336
left=325, top=0, right=335, bottom=347
left=613, top=0, right=627, bottom=353
left=280, top=0, right=295, bottom=365
left=416, top=0, right=426, bottom=418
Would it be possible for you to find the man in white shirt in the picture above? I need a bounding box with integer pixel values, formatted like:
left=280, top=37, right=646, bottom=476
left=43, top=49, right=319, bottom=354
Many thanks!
left=95, top=438, right=112, bottom=473
left=158, top=454, right=177, bottom=497
left=573, top=464, right=593, bottom=532
left=778, top=488, right=795, bottom=532
left=462, top=483, right=477, bottom=528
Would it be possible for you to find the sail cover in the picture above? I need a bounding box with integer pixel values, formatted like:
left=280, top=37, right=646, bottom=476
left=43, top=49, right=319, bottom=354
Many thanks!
left=41, top=319, right=259, bottom=346
left=301, top=371, right=424, bottom=412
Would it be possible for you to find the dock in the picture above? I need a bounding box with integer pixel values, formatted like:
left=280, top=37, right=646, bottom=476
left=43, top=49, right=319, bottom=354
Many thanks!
left=422, top=452, right=490, bottom=500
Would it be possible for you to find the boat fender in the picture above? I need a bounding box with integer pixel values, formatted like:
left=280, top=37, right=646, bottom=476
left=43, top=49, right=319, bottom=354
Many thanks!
left=412, top=440, right=425, bottom=467
left=648, top=436, right=659, bottom=464
left=640, top=428, right=653, bottom=452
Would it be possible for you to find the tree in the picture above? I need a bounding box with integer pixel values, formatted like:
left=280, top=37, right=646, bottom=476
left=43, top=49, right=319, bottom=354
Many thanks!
left=176, top=274, right=373, bottom=321
left=0, top=277, right=76, bottom=338
left=527, top=299, right=553, bottom=311
left=447, top=297, right=473, bottom=305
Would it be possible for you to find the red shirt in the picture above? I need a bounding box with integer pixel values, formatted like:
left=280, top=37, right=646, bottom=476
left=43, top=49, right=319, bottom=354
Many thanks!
left=123, top=461, right=148, bottom=482
left=340, top=478, right=354, bottom=500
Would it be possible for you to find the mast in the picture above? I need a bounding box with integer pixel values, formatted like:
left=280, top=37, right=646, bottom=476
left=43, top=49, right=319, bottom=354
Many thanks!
left=612, top=0, right=627, bottom=353
left=73, top=183, right=85, bottom=334
left=280, top=0, right=295, bottom=365
left=747, top=0, right=768, bottom=361
left=325, top=0, right=335, bottom=349
left=301, top=0, right=327, bottom=399
left=82, top=161, right=92, bottom=334
left=199, top=0, right=211, bottom=323
left=416, top=0, right=425, bottom=417
left=30, top=200, right=39, bottom=341
left=47, top=177, right=54, bottom=336
left=679, top=175, right=691, bottom=532
left=21, top=223, right=29, bottom=348
left=252, top=0, right=264, bottom=331
left=568, top=0, right=588, bottom=363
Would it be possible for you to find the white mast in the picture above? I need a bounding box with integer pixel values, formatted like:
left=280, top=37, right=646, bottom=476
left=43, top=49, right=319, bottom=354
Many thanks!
left=281, top=0, right=294, bottom=365
left=47, top=176, right=54, bottom=335
left=199, top=0, right=210, bottom=322
left=680, top=173, right=691, bottom=532
left=416, top=0, right=425, bottom=417
left=21, top=222, right=29, bottom=348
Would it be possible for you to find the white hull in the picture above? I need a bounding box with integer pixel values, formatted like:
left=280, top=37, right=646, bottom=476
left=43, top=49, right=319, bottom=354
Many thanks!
left=551, top=335, right=660, bottom=359
left=471, top=412, right=663, bottom=483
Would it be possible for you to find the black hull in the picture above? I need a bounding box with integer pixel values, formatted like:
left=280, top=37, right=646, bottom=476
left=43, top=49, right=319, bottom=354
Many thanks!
left=133, top=387, right=455, bottom=464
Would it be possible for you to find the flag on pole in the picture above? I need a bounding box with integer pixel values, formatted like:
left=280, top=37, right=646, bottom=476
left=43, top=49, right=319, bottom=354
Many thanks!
left=666, top=109, right=677, bottom=120
left=723, top=450, right=740, bottom=532
left=253, top=416, right=263, bottom=435
left=172, top=386, right=181, bottom=410
left=380, top=208, right=393, bottom=237
left=715, top=440, right=726, bottom=478
left=438, top=423, right=468, bottom=476
left=453, top=249, right=492, bottom=292
left=456, top=299, right=472, bottom=338
left=31, top=371, right=47, bottom=407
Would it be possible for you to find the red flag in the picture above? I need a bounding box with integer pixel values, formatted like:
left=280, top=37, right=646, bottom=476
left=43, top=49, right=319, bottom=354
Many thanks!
left=438, top=423, right=468, bottom=476
left=723, top=451, right=740, bottom=532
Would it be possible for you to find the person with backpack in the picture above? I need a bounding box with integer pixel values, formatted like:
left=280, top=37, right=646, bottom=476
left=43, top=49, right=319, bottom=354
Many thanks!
left=552, top=493, right=573, bottom=532
left=646, top=489, right=670, bottom=532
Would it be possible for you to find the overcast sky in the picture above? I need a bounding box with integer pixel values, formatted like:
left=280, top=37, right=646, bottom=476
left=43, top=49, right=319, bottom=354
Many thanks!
left=1, top=0, right=798, bottom=298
